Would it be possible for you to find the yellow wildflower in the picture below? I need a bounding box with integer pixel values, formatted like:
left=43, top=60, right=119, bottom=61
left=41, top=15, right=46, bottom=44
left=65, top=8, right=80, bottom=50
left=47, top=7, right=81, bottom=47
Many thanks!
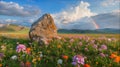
left=32, top=58, right=37, bottom=64
left=57, top=45, right=62, bottom=48
left=37, top=57, right=41, bottom=61
left=96, top=62, right=98, bottom=64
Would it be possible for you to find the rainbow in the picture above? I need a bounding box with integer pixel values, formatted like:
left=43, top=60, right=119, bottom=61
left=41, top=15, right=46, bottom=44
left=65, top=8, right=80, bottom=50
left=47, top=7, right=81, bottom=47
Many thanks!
left=90, top=17, right=99, bottom=29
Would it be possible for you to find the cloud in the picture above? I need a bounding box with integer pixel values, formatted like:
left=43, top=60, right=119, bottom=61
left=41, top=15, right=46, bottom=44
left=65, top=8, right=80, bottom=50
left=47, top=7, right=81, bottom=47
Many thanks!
left=112, top=9, right=120, bottom=13
left=101, top=0, right=120, bottom=7
left=53, top=1, right=96, bottom=23
left=0, top=17, right=38, bottom=27
left=0, top=1, right=40, bottom=17
left=53, top=11, right=120, bottom=30
left=5, top=19, right=17, bottom=23
left=52, top=1, right=96, bottom=29
left=0, top=19, right=17, bottom=23
left=92, top=11, right=120, bottom=29
left=56, top=17, right=96, bottom=30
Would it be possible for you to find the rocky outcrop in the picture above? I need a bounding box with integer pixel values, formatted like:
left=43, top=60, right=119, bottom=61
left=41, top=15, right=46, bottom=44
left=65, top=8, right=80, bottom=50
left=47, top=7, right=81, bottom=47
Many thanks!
left=29, top=13, right=57, bottom=45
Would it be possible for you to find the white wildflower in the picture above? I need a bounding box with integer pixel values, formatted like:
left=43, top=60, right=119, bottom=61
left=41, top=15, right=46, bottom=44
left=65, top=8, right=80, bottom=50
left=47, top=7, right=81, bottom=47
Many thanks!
left=57, top=59, right=63, bottom=64
left=11, top=55, right=17, bottom=60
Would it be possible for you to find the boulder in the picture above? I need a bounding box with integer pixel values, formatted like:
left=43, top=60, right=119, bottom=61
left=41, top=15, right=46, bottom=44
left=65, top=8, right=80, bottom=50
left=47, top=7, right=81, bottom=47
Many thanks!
left=29, top=13, right=57, bottom=45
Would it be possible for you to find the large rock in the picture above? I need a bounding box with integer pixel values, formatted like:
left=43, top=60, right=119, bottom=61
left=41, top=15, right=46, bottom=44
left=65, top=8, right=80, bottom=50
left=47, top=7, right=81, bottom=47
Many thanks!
left=29, top=13, right=57, bottom=45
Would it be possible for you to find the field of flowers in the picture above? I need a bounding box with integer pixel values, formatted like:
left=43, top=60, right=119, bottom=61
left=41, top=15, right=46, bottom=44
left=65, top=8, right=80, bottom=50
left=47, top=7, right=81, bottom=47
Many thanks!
left=0, top=33, right=120, bottom=67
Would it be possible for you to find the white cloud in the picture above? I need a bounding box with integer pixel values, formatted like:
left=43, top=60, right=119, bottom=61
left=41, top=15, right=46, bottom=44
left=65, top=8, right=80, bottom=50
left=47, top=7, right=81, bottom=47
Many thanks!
left=28, top=19, right=34, bottom=23
left=0, top=17, right=37, bottom=27
left=101, top=0, right=120, bottom=7
left=52, top=1, right=96, bottom=24
left=5, top=19, right=17, bottom=23
left=0, top=1, right=40, bottom=17
left=0, top=19, right=17, bottom=23
left=56, top=17, right=96, bottom=30
left=112, top=9, right=120, bottom=13
left=52, top=1, right=96, bottom=29
left=92, top=11, right=120, bottom=29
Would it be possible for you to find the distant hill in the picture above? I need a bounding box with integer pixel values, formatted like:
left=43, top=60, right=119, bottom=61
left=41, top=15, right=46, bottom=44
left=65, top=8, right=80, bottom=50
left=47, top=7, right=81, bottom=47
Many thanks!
left=0, top=24, right=119, bottom=34
left=95, top=28, right=120, bottom=34
left=58, top=28, right=120, bottom=34
left=0, top=24, right=29, bottom=33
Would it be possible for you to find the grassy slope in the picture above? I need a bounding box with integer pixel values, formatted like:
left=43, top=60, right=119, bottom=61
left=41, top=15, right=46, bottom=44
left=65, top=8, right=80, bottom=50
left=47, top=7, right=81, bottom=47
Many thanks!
left=0, top=24, right=29, bottom=34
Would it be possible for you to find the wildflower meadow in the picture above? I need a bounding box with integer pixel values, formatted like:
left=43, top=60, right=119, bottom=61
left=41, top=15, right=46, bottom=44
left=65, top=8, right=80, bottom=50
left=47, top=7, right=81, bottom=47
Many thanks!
left=0, top=33, right=120, bottom=67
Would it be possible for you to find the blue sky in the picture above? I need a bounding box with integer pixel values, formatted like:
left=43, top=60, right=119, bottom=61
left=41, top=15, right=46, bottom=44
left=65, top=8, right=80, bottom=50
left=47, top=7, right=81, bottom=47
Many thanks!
left=3, top=0, right=119, bottom=13
left=0, top=0, right=120, bottom=29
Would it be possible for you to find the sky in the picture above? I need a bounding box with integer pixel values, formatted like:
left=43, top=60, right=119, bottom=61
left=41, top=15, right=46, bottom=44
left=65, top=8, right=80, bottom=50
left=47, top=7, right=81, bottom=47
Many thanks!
left=0, top=0, right=120, bottom=29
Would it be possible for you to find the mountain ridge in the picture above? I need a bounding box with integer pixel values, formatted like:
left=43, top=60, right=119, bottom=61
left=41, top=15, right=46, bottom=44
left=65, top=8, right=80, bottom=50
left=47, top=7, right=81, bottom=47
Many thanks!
left=0, top=24, right=119, bottom=34
left=58, top=28, right=120, bottom=34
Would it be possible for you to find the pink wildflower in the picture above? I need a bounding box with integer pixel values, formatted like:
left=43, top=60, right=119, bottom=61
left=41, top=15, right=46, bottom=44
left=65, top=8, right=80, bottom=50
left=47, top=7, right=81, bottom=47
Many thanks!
left=70, top=39, right=74, bottom=43
left=72, top=55, right=85, bottom=65
left=99, top=53, right=106, bottom=57
left=100, top=45, right=107, bottom=50
left=16, top=44, right=26, bottom=53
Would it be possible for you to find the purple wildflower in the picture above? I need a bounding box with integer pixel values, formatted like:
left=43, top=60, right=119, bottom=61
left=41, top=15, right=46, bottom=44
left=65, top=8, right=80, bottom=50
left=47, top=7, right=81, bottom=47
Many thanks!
left=72, top=62, right=77, bottom=65
left=72, top=55, right=85, bottom=65
left=16, top=44, right=26, bottom=53
left=93, top=44, right=98, bottom=49
left=0, top=53, right=4, bottom=58
left=100, top=45, right=107, bottom=50
left=99, top=53, right=106, bottom=57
